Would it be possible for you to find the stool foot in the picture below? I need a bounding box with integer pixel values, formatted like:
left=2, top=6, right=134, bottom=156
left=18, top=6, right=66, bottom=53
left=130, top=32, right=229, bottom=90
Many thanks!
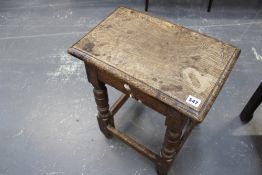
left=155, top=160, right=170, bottom=175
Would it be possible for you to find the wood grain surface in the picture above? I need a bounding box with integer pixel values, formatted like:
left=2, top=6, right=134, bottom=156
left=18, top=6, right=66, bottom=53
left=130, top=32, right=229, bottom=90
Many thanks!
left=68, top=7, right=240, bottom=121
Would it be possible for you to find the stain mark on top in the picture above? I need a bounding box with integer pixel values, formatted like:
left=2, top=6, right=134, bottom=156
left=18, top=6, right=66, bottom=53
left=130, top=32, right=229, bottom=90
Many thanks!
left=106, top=56, right=111, bottom=61
left=152, top=77, right=157, bottom=82
left=191, top=56, right=201, bottom=61
left=99, top=42, right=108, bottom=47
left=189, top=73, right=200, bottom=88
left=93, top=53, right=100, bottom=56
left=127, top=30, right=134, bottom=34
left=106, top=25, right=112, bottom=29
left=191, top=65, right=200, bottom=71
left=83, top=42, right=95, bottom=52
left=83, top=41, right=100, bottom=56
left=161, top=85, right=183, bottom=92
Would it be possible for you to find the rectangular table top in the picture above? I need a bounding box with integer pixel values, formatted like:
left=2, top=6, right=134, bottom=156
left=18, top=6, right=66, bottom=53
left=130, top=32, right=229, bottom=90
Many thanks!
left=68, top=7, right=240, bottom=121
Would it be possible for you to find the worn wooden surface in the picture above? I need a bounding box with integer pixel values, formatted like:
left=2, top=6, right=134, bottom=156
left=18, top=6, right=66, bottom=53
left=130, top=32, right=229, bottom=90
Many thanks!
left=82, top=39, right=200, bottom=175
left=68, top=7, right=240, bottom=121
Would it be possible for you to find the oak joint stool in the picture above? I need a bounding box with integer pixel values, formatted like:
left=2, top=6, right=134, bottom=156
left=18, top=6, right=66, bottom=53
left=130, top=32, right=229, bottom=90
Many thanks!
left=68, top=7, right=240, bottom=175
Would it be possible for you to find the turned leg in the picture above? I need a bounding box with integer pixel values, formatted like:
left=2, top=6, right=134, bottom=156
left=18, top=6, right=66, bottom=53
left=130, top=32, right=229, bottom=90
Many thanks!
left=85, top=62, right=114, bottom=138
left=156, top=115, right=187, bottom=175
left=93, top=84, right=114, bottom=138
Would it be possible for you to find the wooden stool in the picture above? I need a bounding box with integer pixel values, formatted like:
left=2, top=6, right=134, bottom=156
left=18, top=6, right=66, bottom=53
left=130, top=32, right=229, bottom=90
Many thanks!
left=68, top=7, right=240, bottom=175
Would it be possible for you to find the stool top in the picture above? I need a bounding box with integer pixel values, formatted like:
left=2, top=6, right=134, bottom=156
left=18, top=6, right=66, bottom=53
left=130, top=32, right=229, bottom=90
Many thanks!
left=68, top=7, right=240, bottom=122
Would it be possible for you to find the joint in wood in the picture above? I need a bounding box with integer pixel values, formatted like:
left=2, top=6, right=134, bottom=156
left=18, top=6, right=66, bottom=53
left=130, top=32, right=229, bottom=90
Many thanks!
left=110, top=93, right=129, bottom=116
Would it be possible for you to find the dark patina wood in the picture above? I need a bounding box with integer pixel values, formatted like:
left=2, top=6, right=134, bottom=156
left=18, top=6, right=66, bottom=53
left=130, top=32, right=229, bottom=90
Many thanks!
left=208, top=0, right=214, bottom=12
left=68, top=7, right=240, bottom=175
left=110, top=93, right=129, bottom=116
left=156, top=114, right=188, bottom=175
left=144, top=0, right=214, bottom=12
left=240, top=82, right=262, bottom=122
left=107, top=125, right=158, bottom=161
left=145, top=0, right=149, bottom=11
left=85, top=62, right=114, bottom=137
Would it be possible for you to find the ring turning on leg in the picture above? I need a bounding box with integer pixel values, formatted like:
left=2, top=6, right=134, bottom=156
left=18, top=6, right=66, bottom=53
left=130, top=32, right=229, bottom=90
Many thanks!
left=93, top=84, right=114, bottom=138
left=156, top=115, right=187, bottom=175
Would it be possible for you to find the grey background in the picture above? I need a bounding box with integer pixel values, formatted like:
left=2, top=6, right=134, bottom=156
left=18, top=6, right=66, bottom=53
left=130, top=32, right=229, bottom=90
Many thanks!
left=0, top=0, right=261, bottom=175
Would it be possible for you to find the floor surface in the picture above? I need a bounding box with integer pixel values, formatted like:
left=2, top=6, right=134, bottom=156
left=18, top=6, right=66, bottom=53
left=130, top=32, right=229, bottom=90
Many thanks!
left=0, top=0, right=261, bottom=175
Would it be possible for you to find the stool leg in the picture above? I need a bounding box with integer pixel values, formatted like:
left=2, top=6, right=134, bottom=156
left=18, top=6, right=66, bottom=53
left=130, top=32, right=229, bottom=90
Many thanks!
left=240, top=83, right=262, bottom=122
left=156, top=115, right=187, bottom=175
left=85, top=62, right=114, bottom=138
left=93, top=84, right=114, bottom=138
left=207, top=0, right=213, bottom=12
left=145, top=0, right=149, bottom=11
